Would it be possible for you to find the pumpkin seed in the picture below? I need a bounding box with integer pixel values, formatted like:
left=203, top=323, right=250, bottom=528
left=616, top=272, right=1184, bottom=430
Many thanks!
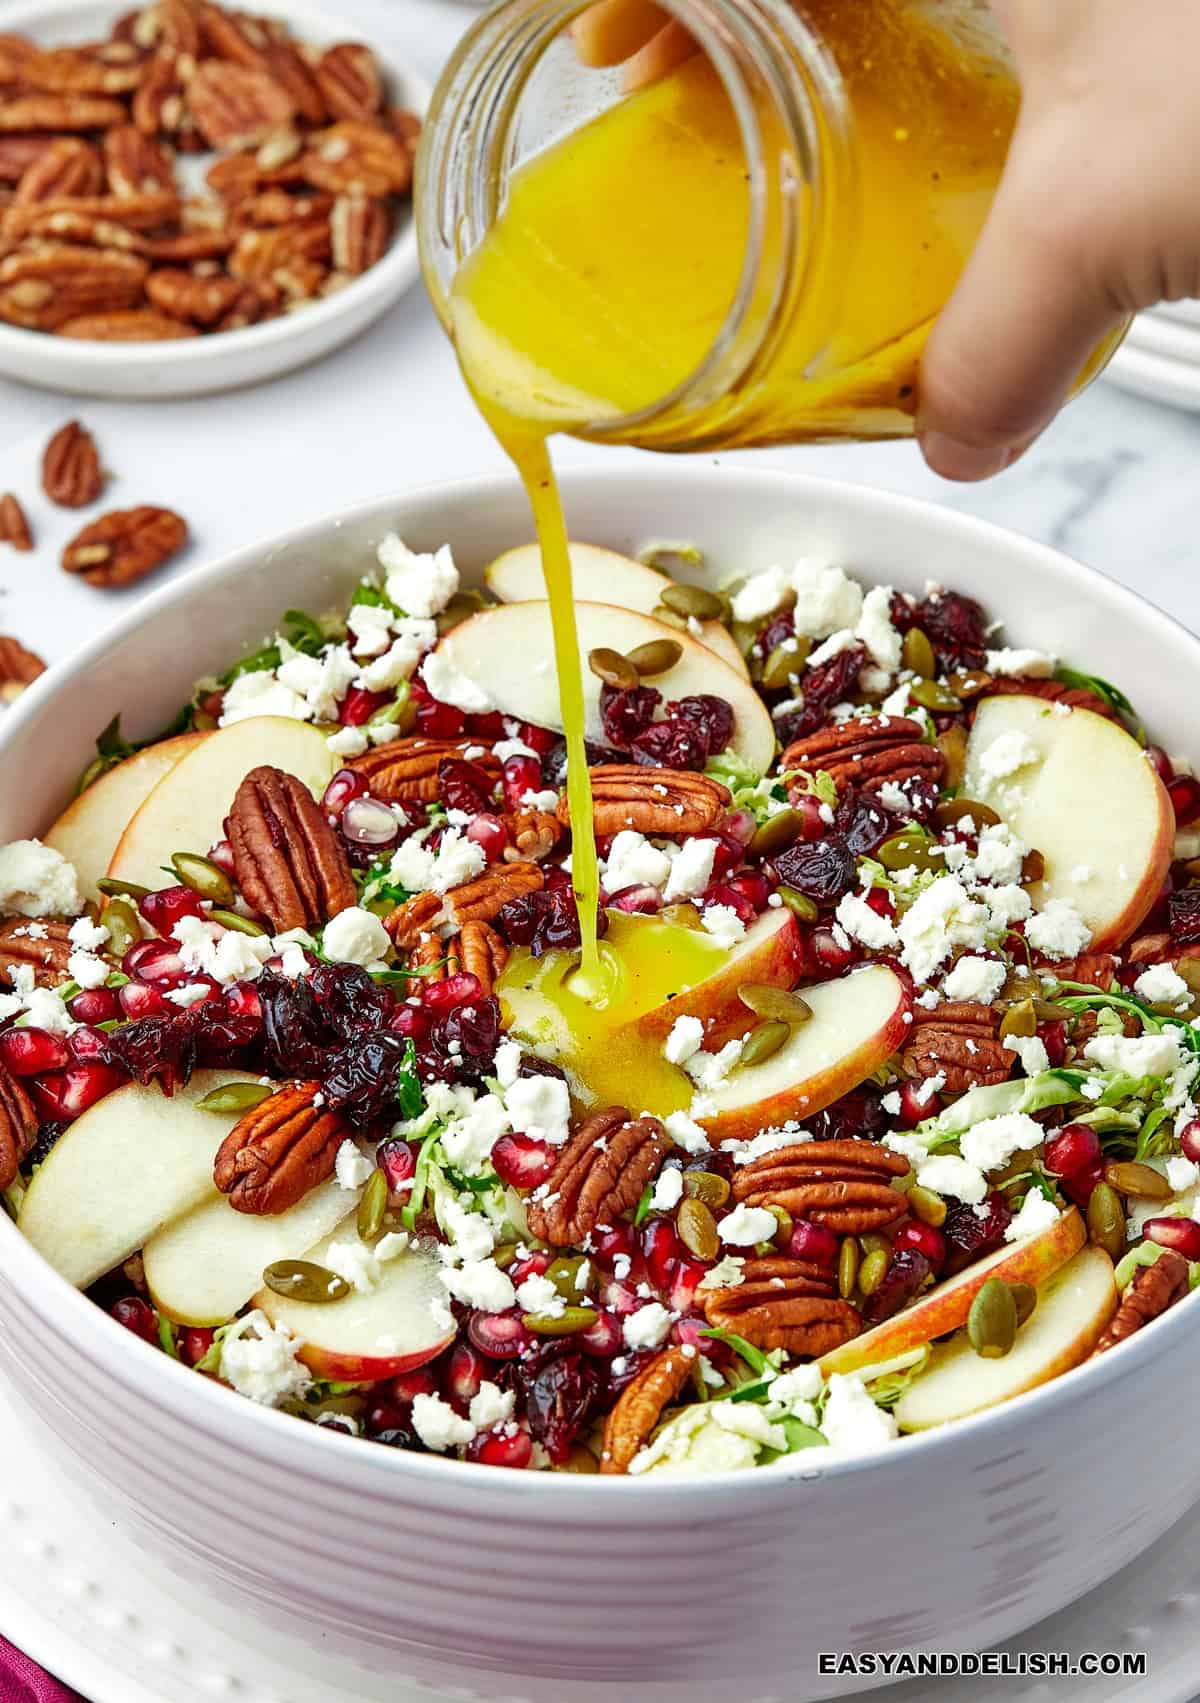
left=936, top=724, right=968, bottom=789
left=587, top=647, right=639, bottom=691
left=677, top=1196, right=720, bottom=1260
left=626, top=638, right=683, bottom=678
left=946, top=669, right=993, bottom=700
left=491, top=1241, right=519, bottom=1270
left=877, top=831, right=942, bottom=874
left=838, top=1236, right=860, bottom=1299
left=523, top=1306, right=598, bottom=1336
left=102, top=897, right=141, bottom=958
left=859, top=1232, right=891, bottom=1258
left=171, top=851, right=235, bottom=906
left=546, top=1255, right=595, bottom=1299
left=857, top=1247, right=889, bottom=1298
left=901, top=628, right=936, bottom=679
left=768, top=1204, right=793, bottom=1247
left=1179, top=958, right=1200, bottom=994
left=909, top=678, right=962, bottom=713
left=1009, top=1282, right=1038, bottom=1328
left=933, top=796, right=1001, bottom=830
left=97, top=876, right=151, bottom=900
left=761, top=638, right=809, bottom=692
left=683, top=1170, right=730, bottom=1208
left=651, top=603, right=688, bottom=632
left=1087, top=1181, right=1126, bottom=1260
left=1032, top=998, right=1073, bottom=1022
left=357, top=1167, right=388, bottom=1241
left=749, top=809, right=806, bottom=859
left=661, top=902, right=703, bottom=931
left=263, top=1259, right=350, bottom=1304
left=738, top=1019, right=791, bottom=1068
left=1103, top=1160, right=1172, bottom=1201
left=967, top=1277, right=1017, bottom=1358
left=999, top=999, right=1037, bottom=1040
left=737, top=983, right=812, bottom=1023
left=195, top=1082, right=273, bottom=1115
left=436, top=589, right=487, bottom=635
left=775, top=886, right=819, bottom=922
left=659, top=582, right=724, bottom=621
left=192, top=709, right=219, bottom=733
left=207, top=908, right=267, bottom=936
left=907, top=1184, right=947, bottom=1228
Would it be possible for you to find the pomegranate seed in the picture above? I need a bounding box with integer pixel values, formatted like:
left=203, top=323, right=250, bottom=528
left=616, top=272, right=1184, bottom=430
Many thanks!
left=138, top=885, right=206, bottom=934
left=366, top=1398, right=408, bottom=1435
left=322, top=767, right=368, bottom=817
left=1044, top=1123, right=1101, bottom=1178
left=1170, top=775, right=1200, bottom=828
left=468, top=1426, right=533, bottom=1469
left=1181, top=1120, right=1200, bottom=1164
left=894, top=1082, right=935, bottom=1127
left=378, top=1137, right=416, bottom=1193
left=340, top=686, right=389, bottom=726
left=491, top=1133, right=555, bottom=1189
left=443, top=1341, right=486, bottom=1412
left=608, top=883, right=664, bottom=915
left=795, top=795, right=830, bottom=841
left=508, top=1249, right=553, bottom=1285
left=119, top=980, right=168, bottom=1019
left=578, top=1308, right=623, bottom=1357
left=705, top=881, right=757, bottom=925
left=667, top=1257, right=708, bottom=1314
left=787, top=1220, right=839, bottom=1265
left=590, top=1222, right=637, bottom=1267
left=223, top=981, right=263, bottom=1025
left=389, top=1003, right=431, bottom=1042
left=599, top=1277, right=641, bottom=1316
left=465, top=813, right=509, bottom=862
left=423, top=972, right=484, bottom=1014
left=467, top=1310, right=531, bottom=1359
left=180, top=1327, right=215, bottom=1367
left=341, top=796, right=400, bottom=849
left=67, top=1024, right=110, bottom=1061
left=388, top=1366, right=439, bottom=1404
left=894, top=1221, right=947, bottom=1269
left=864, top=886, right=896, bottom=918
left=642, top=1219, right=683, bottom=1292
left=707, top=830, right=747, bottom=879
left=723, top=871, right=772, bottom=914
left=124, top=938, right=188, bottom=987
left=0, top=1025, right=69, bottom=1076
left=68, top=986, right=120, bottom=1025
left=723, top=810, right=757, bottom=847
left=1144, top=1218, right=1200, bottom=1260
left=1146, top=744, right=1175, bottom=783
left=811, top=925, right=859, bottom=975
left=1060, top=1157, right=1104, bottom=1206
left=514, top=721, right=555, bottom=754
left=1038, top=1019, right=1068, bottom=1068
left=207, top=838, right=237, bottom=877
left=57, top=1061, right=126, bottom=1118
left=111, top=1296, right=157, bottom=1343
left=416, top=696, right=467, bottom=738
left=501, top=754, right=543, bottom=812
left=672, top=1314, right=732, bottom=1366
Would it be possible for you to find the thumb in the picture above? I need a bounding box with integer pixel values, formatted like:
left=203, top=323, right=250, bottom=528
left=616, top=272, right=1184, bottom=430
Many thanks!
left=917, top=128, right=1124, bottom=482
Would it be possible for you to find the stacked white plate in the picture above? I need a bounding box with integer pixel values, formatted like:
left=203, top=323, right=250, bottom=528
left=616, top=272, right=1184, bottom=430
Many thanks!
left=1104, top=301, right=1200, bottom=411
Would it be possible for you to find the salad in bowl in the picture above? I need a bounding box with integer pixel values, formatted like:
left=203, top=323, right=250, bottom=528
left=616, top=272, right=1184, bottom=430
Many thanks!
left=3, top=526, right=1198, bottom=1478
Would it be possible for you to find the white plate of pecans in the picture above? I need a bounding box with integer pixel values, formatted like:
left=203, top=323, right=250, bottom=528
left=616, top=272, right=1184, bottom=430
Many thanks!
left=0, top=0, right=428, bottom=399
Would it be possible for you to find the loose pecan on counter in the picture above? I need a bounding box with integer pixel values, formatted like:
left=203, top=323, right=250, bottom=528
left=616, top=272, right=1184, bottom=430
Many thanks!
left=387, top=861, right=543, bottom=949
left=525, top=1107, right=672, bottom=1247
left=61, top=505, right=187, bottom=588
left=600, top=1344, right=695, bottom=1475
left=228, top=764, right=357, bottom=933
left=0, top=635, right=46, bottom=695
left=782, top=715, right=945, bottom=800
left=902, top=1000, right=1012, bottom=1094
left=1094, top=1248, right=1187, bottom=1354
left=702, top=1254, right=862, bottom=1358
left=42, top=420, right=104, bottom=508
left=732, top=1138, right=909, bottom=1233
left=214, top=1080, right=349, bottom=1213
left=557, top=764, right=731, bottom=836
left=0, top=1059, right=38, bottom=1191
left=347, top=738, right=501, bottom=805
left=0, top=496, right=33, bottom=553
left=0, top=918, right=73, bottom=987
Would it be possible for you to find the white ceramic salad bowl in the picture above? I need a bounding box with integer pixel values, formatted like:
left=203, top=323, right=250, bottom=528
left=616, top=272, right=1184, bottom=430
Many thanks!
left=0, top=464, right=1197, bottom=1703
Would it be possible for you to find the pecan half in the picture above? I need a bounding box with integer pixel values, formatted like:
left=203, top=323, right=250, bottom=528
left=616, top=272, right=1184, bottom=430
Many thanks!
left=702, top=1255, right=861, bottom=1358
left=146, top=266, right=242, bottom=325
left=299, top=120, right=413, bottom=197
left=213, top=1080, right=348, bottom=1214
left=732, top=1138, right=910, bottom=1233
left=0, top=245, right=148, bottom=331
left=525, top=1107, right=672, bottom=1247
left=103, top=124, right=175, bottom=196
left=0, top=95, right=128, bottom=132
left=782, top=715, right=945, bottom=800
left=228, top=219, right=330, bottom=285
left=315, top=44, right=383, bottom=120
left=983, top=679, right=1118, bottom=721
left=1048, top=951, right=1119, bottom=989
left=386, top=861, right=543, bottom=949
left=2, top=188, right=178, bottom=239
left=228, top=764, right=357, bottom=933
left=0, top=137, right=54, bottom=186
left=451, top=920, right=508, bottom=996
left=502, top=809, right=561, bottom=863
left=234, top=187, right=333, bottom=227
left=13, top=136, right=104, bottom=204
left=347, top=738, right=501, bottom=805
left=0, top=635, right=46, bottom=699
left=600, top=1344, right=694, bottom=1474
left=43, top=420, right=104, bottom=508
left=8, top=45, right=144, bottom=96
left=198, top=5, right=325, bottom=125
left=0, top=917, right=73, bottom=987
left=1094, top=1248, right=1185, bottom=1353
left=131, top=46, right=186, bottom=135
left=330, top=192, right=388, bottom=274
left=559, top=764, right=731, bottom=837
left=59, top=308, right=196, bottom=340
left=188, top=61, right=296, bottom=150
left=0, top=1059, right=37, bottom=1191
left=902, top=1000, right=1012, bottom=1094
left=62, top=505, right=187, bottom=588
left=0, top=495, right=33, bottom=553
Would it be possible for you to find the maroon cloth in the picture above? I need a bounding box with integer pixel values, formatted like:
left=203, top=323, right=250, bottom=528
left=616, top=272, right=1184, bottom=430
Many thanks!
left=0, top=1638, right=85, bottom=1703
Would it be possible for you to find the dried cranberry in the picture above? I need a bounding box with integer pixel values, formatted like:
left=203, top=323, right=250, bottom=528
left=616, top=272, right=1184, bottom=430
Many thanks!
left=541, top=738, right=622, bottom=790
left=439, top=758, right=496, bottom=816
left=258, top=971, right=329, bottom=1077
left=629, top=718, right=708, bottom=771
left=309, top=961, right=393, bottom=1040
left=672, top=694, right=734, bottom=758
left=862, top=1248, right=933, bottom=1324
left=942, top=1193, right=1013, bottom=1275
left=835, top=790, right=893, bottom=857
left=421, top=997, right=501, bottom=1085
left=497, top=887, right=607, bottom=958
left=774, top=645, right=867, bottom=743
left=190, top=991, right=263, bottom=1066
left=896, top=776, right=941, bottom=825
left=27, top=1119, right=68, bottom=1168
left=518, top=1351, right=600, bottom=1464
left=1169, top=888, right=1200, bottom=945
left=100, top=1014, right=198, bottom=1093
left=808, top=1087, right=888, bottom=1144
left=911, top=590, right=988, bottom=670
left=599, top=682, right=661, bottom=748
left=756, top=610, right=796, bottom=658
left=324, top=1031, right=415, bottom=1127
left=771, top=837, right=856, bottom=903
left=888, top=591, right=916, bottom=632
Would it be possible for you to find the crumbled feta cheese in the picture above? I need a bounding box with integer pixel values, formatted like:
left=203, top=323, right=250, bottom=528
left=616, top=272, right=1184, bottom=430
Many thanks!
left=897, top=875, right=989, bottom=982
left=686, top=1038, right=743, bottom=1092
left=603, top=830, right=673, bottom=895
left=1025, top=899, right=1091, bottom=961
left=516, top=1273, right=565, bottom=1317
left=165, top=982, right=213, bottom=1009
left=649, top=1166, right=684, bottom=1212
left=855, top=584, right=902, bottom=674
left=977, top=730, right=1040, bottom=782
left=662, top=837, right=718, bottom=902
left=1135, top=964, right=1191, bottom=1011
left=492, top=1039, right=522, bottom=1089
left=219, top=1310, right=309, bottom=1406
left=1166, top=1156, right=1200, bottom=1194
left=356, top=628, right=431, bottom=692
left=700, top=903, right=746, bottom=950
left=505, top=1072, right=571, bottom=1146
left=630, top=1397, right=786, bottom=1474
left=219, top=668, right=310, bottom=725
left=420, top=650, right=493, bottom=714
left=835, top=891, right=899, bottom=950
left=441, top=1198, right=495, bottom=1262
left=1084, top=1030, right=1184, bottom=1080
left=664, top=1110, right=712, bottom=1154
left=389, top=828, right=486, bottom=896
left=1003, top=1191, right=1061, bottom=1243
left=0, top=840, right=81, bottom=918
left=441, top=1092, right=511, bottom=1175
left=334, top=1139, right=374, bottom=1190
left=805, top=628, right=858, bottom=669
left=984, top=648, right=1056, bottom=679
left=410, top=1392, right=474, bottom=1452
left=469, top=1381, right=516, bottom=1434
left=942, top=955, right=1005, bottom=1005
left=820, top=1373, right=898, bottom=1455
left=378, top=534, right=459, bottom=618
left=984, top=883, right=1033, bottom=930
left=730, top=565, right=791, bottom=624
left=172, top=916, right=276, bottom=986
left=1003, top=1033, right=1050, bottom=1076
left=326, top=725, right=369, bottom=758
left=664, top=1014, right=705, bottom=1066
left=20, top=984, right=73, bottom=1034
left=960, top=1111, right=1045, bottom=1173
left=877, top=780, right=911, bottom=815
left=719, top=1202, right=778, bottom=1246
left=67, top=949, right=109, bottom=989
left=440, top=1257, right=515, bottom=1312
left=972, top=822, right=1028, bottom=885
left=916, top=1154, right=988, bottom=1204
left=68, top=915, right=108, bottom=951
left=790, top=560, right=863, bottom=639
left=723, top=1123, right=812, bottom=1165
left=324, top=1238, right=382, bottom=1294
left=345, top=600, right=394, bottom=656
left=321, top=905, right=391, bottom=969
left=375, top=1231, right=410, bottom=1262
left=622, top=1301, right=673, bottom=1351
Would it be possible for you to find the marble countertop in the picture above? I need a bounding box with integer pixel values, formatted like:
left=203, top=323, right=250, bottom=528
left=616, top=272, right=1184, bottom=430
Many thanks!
left=1, top=0, right=1199, bottom=677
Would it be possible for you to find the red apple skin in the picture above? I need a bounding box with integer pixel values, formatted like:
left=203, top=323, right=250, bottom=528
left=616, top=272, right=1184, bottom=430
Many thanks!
left=696, top=977, right=913, bottom=1143
left=289, top=1332, right=455, bottom=1383
left=635, top=910, right=808, bottom=1050
left=1088, top=773, right=1172, bottom=950
left=817, top=1207, right=1086, bottom=1377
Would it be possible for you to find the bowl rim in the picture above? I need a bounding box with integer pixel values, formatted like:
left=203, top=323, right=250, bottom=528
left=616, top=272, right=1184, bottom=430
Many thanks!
left=2, top=460, right=1196, bottom=1497
left=0, top=0, right=429, bottom=376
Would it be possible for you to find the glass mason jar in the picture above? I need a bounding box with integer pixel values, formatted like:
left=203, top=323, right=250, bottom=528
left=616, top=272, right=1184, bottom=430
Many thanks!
left=418, top=0, right=1117, bottom=450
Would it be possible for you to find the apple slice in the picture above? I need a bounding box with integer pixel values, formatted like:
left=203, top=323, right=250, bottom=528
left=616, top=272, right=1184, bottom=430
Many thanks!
left=964, top=694, right=1172, bottom=951
left=44, top=732, right=209, bottom=903
left=817, top=1206, right=1086, bottom=1377
left=106, top=716, right=337, bottom=894
left=433, top=602, right=775, bottom=772
left=485, top=542, right=749, bottom=678
left=634, top=908, right=807, bottom=1050
left=696, top=963, right=910, bottom=1141
left=894, top=1244, right=1117, bottom=1432
left=143, top=1178, right=360, bottom=1328
left=254, top=1217, right=454, bottom=1379
left=18, top=1070, right=260, bottom=1289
